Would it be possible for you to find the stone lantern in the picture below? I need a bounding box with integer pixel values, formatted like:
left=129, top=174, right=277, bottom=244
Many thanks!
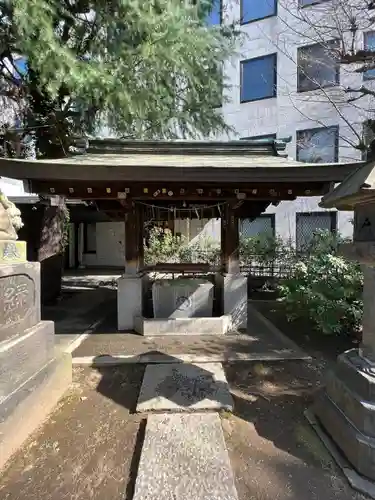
left=313, top=161, right=375, bottom=486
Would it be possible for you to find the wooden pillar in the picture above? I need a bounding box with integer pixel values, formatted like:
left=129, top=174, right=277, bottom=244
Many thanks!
left=221, top=203, right=240, bottom=274
left=125, top=203, right=144, bottom=274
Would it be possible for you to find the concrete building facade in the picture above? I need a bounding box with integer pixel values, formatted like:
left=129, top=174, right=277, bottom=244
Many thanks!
left=209, top=0, right=374, bottom=242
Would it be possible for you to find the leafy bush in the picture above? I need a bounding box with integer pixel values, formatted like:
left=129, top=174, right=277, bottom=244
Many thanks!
left=240, top=234, right=293, bottom=264
left=144, top=227, right=185, bottom=265
left=144, top=226, right=220, bottom=265
left=278, top=231, right=363, bottom=336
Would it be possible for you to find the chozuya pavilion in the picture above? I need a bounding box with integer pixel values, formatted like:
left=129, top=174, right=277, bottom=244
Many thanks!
left=0, top=138, right=360, bottom=335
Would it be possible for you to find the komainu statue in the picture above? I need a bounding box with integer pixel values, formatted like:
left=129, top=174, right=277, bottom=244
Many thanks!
left=0, top=189, right=24, bottom=240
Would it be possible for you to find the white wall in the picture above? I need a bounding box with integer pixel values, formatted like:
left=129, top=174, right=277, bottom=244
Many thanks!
left=82, top=221, right=125, bottom=268
left=264, top=198, right=353, bottom=242
left=0, top=177, right=31, bottom=196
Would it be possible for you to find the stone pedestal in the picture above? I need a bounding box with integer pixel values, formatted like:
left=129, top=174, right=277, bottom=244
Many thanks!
left=0, top=259, right=72, bottom=470
left=314, top=349, right=375, bottom=480
left=117, top=273, right=144, bottom=330
left=314, top=240, right=375, bottom=482
left=223, top=273, right=248, bottom=331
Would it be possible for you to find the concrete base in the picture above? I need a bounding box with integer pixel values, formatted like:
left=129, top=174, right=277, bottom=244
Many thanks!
left=117, top=273, right=143, bottom=330
left=314, top=349, right=375, bottom=481
left=223, top=273, right=248, bottom=330
left=134, top=315, right=232, bottom=336
left=0, top=353, right=72, bottom=470
left=136, top=362, right=233, bottom=412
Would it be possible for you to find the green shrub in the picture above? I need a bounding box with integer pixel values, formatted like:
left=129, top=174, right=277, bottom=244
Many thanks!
left=240, top=234, right=294, bottom=264
left=144, top=227, right=185, bottom=265
left=144, top=226, right=220, bottom=265
left=278, top=231, right=363, bottom=336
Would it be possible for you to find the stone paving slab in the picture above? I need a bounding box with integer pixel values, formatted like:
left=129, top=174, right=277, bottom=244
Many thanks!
left=136, top=363, right=233, bottom=412
left=133, top=413, right=238, bottom=500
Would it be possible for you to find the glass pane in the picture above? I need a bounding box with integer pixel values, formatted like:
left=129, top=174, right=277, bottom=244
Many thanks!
left=296, top=213, right=334, bottom=251
left=299, top=0, right=322, bottom=5
left=241, top=55, right=276, bottom=102
left=206, top=0, right=221, bottom=25
left=365, top=32, right=375, bottom=79
left=297, top=127, right=338, bottom=163
left=14, top=57, right=27, bottom=80
left=298, top=41, right=339, bottom=91
left=240, top=217, right=274, bottom=238
left=242, top=0, right=276, bottom=23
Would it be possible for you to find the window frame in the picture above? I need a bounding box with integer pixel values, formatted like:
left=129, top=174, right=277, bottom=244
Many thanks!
left=297, top=40, right=340, bottom=93
left=299, top=0, right=331, bottom=8
left=362, top=121, right=375, bottom=160
left=240, top=0, right=277, bottom=25
left=296, top=125, right=339, bottom=163
left=240, top=53, right=277, bottom=104
left=363, top=31, right=375, bottom=81
left=83, top=222, right=96, bottom=254
left=205, top=0, right=222, bottom=26
left=296, top=211, right=337, bottom=251
left=239, top=214, right=276, bottom=237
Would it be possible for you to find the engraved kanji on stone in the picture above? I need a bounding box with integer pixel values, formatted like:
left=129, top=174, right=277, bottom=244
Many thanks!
left=2, top=242, right=20, bottom=260
left=0, top=274, right=33, bottom=325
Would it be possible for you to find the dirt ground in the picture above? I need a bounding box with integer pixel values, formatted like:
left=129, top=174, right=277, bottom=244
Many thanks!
left=224, top=360, right=368, bottom=500
left=251, top=300, right=358, bottom=363
left=0, top=359, right=369, bottom=500
left=0, top=366, right=145, bottom=500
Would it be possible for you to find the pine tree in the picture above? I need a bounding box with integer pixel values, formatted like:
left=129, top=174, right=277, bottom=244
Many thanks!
left=0, top=0, right=239, bottom=157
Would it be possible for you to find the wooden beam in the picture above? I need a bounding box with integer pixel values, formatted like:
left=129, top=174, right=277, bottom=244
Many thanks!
left=221, top=204, right=240, bottom=274
left=31, top=180, right=329, bottom=201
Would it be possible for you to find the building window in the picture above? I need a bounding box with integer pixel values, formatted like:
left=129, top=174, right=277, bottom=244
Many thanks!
left=362, top=121, right=375, bottom=160
left=211, top=65, right=223, bottom=108
left=84, top=223, right=96, bottom=253
left=205, top=0, right=221, bottom=25
left=364, top=32, right=375, bottom=80
left=12, top=56, right=27, bottom=81
left=240, top=54, right=277, bottom=103
left=241, top=0, right=277, bottom=24
left=297, top=40, right=340, bottom=92
left=241, top=133, right=277, bottom=141
left=299, top=0, right=328, bottom=6
left=239, top=215, right=275, bottom=238
left=296, top=212, right=337, bottom=251
left=296, top=126, right=339, bottom=163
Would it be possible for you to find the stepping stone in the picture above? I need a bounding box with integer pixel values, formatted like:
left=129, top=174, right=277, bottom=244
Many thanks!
left=136, top=362, right=233, bottom=412
left=133, top=413, right=239, bottom=500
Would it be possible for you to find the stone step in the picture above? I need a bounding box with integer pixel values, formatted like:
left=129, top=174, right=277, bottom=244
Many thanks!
left=136, top=362, right=233, bottom=413
left=325, top=370, right=375, bottom=438
left=335, top=349, right=375, bottom=402
left=133, top=413, right=239, bottom=500
left=314, top=390, right=375, bottom=481
left=134, top=315, right=231, bottom=336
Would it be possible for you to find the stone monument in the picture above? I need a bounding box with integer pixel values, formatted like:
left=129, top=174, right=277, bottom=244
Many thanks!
left=0, top=189, right=71, bottom=470
left=311, top=162, right=375, bottom=489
